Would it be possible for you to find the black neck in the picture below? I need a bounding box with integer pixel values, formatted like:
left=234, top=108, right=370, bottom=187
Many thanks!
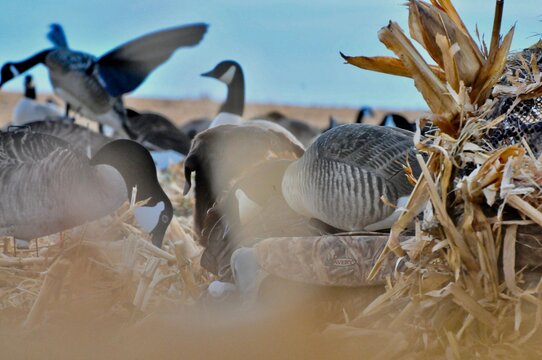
left=219, top=69, right=244, bottom=116
left=13, top=50, right=52, bottom=75
left=25, top=86, right=36, bottom=100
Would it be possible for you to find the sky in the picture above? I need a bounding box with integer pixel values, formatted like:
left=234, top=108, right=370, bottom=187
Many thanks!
left=0, top=0, right=540, bottom=110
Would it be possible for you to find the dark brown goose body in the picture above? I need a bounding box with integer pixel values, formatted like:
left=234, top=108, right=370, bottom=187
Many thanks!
left=123, top=109, right=191, bottom=154
left=282, top=124, right=420, bottom=231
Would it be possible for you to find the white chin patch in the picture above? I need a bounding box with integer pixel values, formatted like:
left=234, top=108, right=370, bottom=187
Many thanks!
left=10, top=65, right=20, bottom=77
left=218, top=65, right=236, bottom=85
left=134, top=201, right=165, bottom=233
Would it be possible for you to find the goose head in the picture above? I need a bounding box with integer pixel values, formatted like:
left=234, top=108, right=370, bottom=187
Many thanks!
left=90, top=139, right=173, bottom=247
left=202, top=60, right=245, bottom=117
left=0, top=63, right=21, bottom=87
left=201, top=60, right=242, bottom=86
left=0, top=50, right=52, bottom=88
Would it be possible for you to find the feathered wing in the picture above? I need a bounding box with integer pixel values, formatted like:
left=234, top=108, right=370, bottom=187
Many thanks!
left=0, top=132, right=123, bottom=239
left=317, top=124, right=419, bottom=195
left=26, top=120, right=113, bottom=157
left=97, top=23, right=208, bottom=97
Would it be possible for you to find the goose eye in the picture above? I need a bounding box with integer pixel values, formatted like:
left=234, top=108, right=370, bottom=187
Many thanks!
left=161, top=214, right=170, bottom=223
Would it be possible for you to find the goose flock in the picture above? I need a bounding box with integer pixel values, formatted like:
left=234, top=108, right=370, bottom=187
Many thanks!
left=0, top=23, right=421, bottom=297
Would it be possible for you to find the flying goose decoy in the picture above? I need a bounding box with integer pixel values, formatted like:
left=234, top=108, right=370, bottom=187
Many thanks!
left=11, top=75, right=64, bottom=126
left=0, top=23, right=208, bottom=135
left=282, top=124, right=421, bottom=232
left=0, top=131, right=172, bottom=247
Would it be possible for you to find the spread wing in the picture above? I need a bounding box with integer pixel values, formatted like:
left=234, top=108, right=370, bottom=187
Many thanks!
left=97, top=23, right=208, bottom=97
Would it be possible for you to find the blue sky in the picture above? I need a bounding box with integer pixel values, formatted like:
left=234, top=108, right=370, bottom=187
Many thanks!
left=0, top=1, right=540, bottom=109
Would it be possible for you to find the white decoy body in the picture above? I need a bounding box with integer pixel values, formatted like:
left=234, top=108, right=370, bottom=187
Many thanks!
left=0, top=131, right=172, bottom=246
left=12, top=75, right=64, bottom=126
left=282, top=124, right=421, bottom=232
left=0, top=24, right=208, bottom=135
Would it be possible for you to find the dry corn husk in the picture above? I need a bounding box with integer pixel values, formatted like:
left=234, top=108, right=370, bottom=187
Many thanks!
left=341, top=0, right=542, bottom=357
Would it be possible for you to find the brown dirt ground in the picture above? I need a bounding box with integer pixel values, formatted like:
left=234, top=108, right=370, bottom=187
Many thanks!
left=0, top=91, right=427, bottom=129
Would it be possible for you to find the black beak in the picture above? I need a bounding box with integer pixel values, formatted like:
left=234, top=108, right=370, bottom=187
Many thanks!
left=200, top=70, right=215, bottom=78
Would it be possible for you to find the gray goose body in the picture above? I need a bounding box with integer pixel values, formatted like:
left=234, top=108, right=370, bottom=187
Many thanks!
left=282, top=124, right=420, bottom=231
left=0, top=131, right=126, bottom=239
left=26, top=120, right=113, bottom=157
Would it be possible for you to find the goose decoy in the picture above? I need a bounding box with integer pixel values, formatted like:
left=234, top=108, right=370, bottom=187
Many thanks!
left=11, top=75, right=64, bottom=126
left=324, top=106, right=374, bottom=132
left=178, top=118, right=212, bottom=139
left=201, top=60, right=245, bottom=127
left=355, top=106, right=374, bottom=123
left=0, top=23, right=208, bottom=135
left=201, top=60, right=311, bottom=148
left=282, top=124, right=421, bottom=232
left=380, top=113, right=416, bottom=131
left=25, top=120, right=114, bottom=157
left=183, top=123, right=305, bottom=277
left=120, top=108, right=192, bottom=168
left=0, top=131, right=172, bottom=247
left=122, top=108, right=191, bottom=155
left=251, top=111, right=320, bottom=147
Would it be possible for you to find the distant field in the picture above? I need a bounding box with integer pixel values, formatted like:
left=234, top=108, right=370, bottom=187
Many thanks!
left=0, top=91, right=426, bottom=129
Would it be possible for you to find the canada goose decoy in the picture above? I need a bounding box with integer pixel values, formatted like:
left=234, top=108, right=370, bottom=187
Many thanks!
left=11, top=75, right=64, bottom=126
left=324, top=106, right=374, bottom=132
left=380, top=113, right=416, bottom=131
left=251, top=111, right=320, bottom=147
left=0, top=131, right=172, bottom=247
left=282, top=124, right=421, bottom=232
left=178, top=118, right=212, bottom=139
left=25, top=120, right=114, bottom=157
left=183, top=123, right=305, bottom=277
left=0, top=23, right=208, bottom=135
left=122, top=108, right=191, bottom=155
left=356, top=106, right=374, bottom=123
left=201, top=60, right=245, bottom=128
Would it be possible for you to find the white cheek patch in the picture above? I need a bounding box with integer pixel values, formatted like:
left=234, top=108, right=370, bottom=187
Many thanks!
left=219, top=65, right=236, bottom=85
left=9, top=65, right=20, bottom=77
left=384, top=115, right=396, bottom=127
left=134, top=201, right=165, bottom=233
left=235, top=189, right=262, bottom=226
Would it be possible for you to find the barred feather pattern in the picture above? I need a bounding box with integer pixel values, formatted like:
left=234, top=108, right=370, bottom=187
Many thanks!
left=0, top=131, right=126, bottom=239
left=26, top=120, right=113, bottom=157
left=282, top=124, right=420, bottom=231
